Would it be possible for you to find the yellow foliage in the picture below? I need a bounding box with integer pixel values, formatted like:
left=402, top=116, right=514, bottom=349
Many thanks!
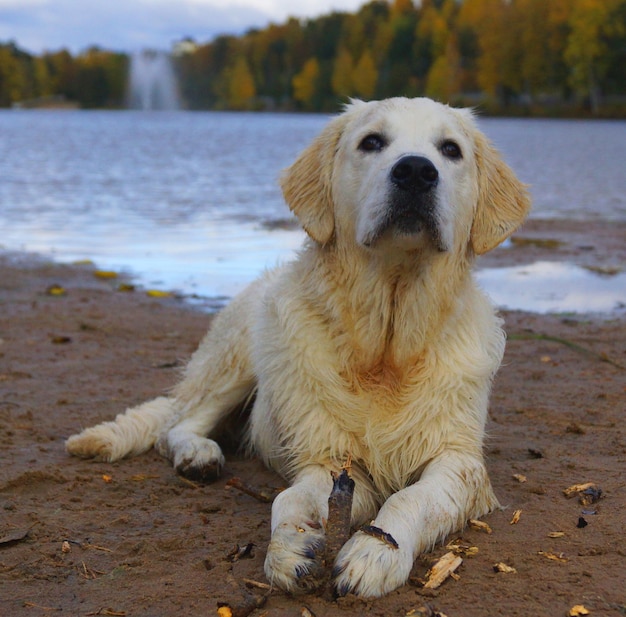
left=332, top=47, right=354, bottom=97
left=352, top=50, right=378, bottom=99
left=93, top=270, right=118, bottom=279
left=227, top=55, right=256, bottom=109
left=146, top=289, right=173, bottom=298
left=292, top=58, right=320, bottom=107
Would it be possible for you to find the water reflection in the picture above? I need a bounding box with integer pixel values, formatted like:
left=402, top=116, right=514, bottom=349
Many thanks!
left=476, top=261, right=626, bottom=314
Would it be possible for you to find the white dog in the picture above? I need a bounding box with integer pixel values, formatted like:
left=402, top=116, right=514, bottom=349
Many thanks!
left=67, top=97, right=530, bottom=598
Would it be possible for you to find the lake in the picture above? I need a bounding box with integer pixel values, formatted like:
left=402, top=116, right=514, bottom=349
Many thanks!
left=1, top=110, right=625, bottom=313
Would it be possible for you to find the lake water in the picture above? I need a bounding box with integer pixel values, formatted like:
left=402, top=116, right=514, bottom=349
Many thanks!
left=1, top=110, right=625, bottom=313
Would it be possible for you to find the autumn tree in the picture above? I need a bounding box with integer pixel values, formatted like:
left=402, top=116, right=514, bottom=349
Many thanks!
left=292, top=57, right=320, bottom=109
left=352, top=49, right=378, bottom=98
left=226, top=55, right=256, bottom=110
left=458, top=0, right=521, bottom=104
left=331, top=47, right=354, bottom=97
left=564, top=0, right=625, bottom=112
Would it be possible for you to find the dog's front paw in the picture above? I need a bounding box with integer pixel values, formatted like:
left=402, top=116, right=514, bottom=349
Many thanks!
left=264, top=521, right=326, bottom=593
left=333, top=529, right=413, bottom=598
left=170, top=436, right=225, bottom=483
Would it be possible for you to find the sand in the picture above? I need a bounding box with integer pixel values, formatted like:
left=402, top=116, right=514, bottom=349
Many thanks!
left=1, top=219, right=625, bottom=617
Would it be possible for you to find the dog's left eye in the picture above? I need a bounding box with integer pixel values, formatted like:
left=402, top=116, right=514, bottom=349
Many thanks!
left=441, top=140, right=462, bottom=159
left=359, top=134, right=386, bottom=152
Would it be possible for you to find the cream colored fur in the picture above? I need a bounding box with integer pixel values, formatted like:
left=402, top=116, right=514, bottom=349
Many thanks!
left=66, top=97, right=530, bottom=598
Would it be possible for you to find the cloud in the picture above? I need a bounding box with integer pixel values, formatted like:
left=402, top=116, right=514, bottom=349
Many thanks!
left=0, top=0, right=365, bottom=54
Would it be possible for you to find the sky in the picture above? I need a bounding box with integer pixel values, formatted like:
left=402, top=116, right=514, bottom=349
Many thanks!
left=0, top=0, right=367, bottom=55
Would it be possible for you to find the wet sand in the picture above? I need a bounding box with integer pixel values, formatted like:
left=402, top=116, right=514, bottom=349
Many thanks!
left=1, top=219, right=625, bottom=616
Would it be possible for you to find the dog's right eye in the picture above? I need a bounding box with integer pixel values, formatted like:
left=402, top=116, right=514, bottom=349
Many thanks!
left=358, top=134, right=386, bottom=153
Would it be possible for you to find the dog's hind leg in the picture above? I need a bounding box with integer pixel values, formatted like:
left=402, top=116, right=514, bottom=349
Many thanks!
left=66, top=395, right=175, bottom=462
left=67, top=277, right=264, bottom=479
left=153, top=287, right=260, bottom=482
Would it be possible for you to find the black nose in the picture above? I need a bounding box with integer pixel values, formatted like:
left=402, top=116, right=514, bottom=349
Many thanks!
left=391, top=156, right=438, bottom=192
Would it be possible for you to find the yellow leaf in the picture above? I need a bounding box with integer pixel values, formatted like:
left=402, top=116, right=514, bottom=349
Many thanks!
left=94, top=270, right=118, bottom=279
left=146, top=289, right=172, bottom=298
left=510, top=509, right=522, bottom=524
left=468, top=519, right=492, bottom=534
left=46, top=284, right=66, bottom=296
left=102, top=474, right=113, bottom=483
left=569, top=605, right=590, bottom=616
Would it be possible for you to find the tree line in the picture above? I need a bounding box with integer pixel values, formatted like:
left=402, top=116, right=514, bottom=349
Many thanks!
left=1, top=0, right=625, bottom=115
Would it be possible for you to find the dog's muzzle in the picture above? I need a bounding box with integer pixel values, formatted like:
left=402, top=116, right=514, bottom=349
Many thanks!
left=384, top=155, right=442, bottom=248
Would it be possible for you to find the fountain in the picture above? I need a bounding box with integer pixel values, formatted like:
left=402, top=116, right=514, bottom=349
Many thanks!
left=127, top=50, right=181, bottom=110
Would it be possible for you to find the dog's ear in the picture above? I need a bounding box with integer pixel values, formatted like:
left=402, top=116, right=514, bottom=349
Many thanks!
left=471, top=131, right=531, bottom=255
left=281, top=114, right=347, bottom=245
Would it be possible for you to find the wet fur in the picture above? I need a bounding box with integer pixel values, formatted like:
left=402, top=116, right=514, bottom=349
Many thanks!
left=67, top=97, right=530, bottom=597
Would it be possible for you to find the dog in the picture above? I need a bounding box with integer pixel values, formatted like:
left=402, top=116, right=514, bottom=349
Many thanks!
left=66, top=97, right=530, bottom=598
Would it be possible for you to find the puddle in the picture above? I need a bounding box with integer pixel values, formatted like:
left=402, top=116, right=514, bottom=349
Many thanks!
left=476, top=261, right=626, bottom=314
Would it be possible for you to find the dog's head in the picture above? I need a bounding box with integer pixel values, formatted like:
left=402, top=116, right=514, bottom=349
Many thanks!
left=281, top=97, right=530, bottom=256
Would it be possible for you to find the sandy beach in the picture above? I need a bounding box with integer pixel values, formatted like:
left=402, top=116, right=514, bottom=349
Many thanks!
left=1, top=218, right=625, bottom=617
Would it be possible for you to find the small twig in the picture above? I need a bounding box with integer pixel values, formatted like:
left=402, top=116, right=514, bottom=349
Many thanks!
left=23, top=602, right=62, bottom=612
left=225, top=477, right=277, bottom=503
left=242, top=578, right=271, bottom=590
left=319, top=464, right=355, bottom=599
left=81, top=543, right=114, bottom=553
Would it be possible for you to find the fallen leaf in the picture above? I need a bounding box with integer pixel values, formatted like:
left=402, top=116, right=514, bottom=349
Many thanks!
left=94, top=270, right=118, bottom=279
left=146, top=289, right=172, bottom=298
left=512, top=473, right=527, bottom=483
left=445, top=540, right=479, bottom=557
left=101, top=474, right=113, bottom=483
left=510, top=509, right=522, bottom=525
left=61, top=541, right=71, bottom=553
left=548, top=531, right=566, bottom=538
left=568, top=605, right=590, bottom=616
left=216, top=607, right=233, bottom=617
left=493, top=562, right=517, bottom=574
left=468, top=519, right=492, bottom=534
left=46, top=284, right=66, bottom=296
left=51, top=335, right=72, bottom=344
left=423, top=551, right=463, bottom=589
left=563, top=482, right=597, bottom=498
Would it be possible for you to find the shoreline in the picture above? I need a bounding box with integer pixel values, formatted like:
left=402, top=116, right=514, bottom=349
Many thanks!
left=3, top=217, right=625, bottom=316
